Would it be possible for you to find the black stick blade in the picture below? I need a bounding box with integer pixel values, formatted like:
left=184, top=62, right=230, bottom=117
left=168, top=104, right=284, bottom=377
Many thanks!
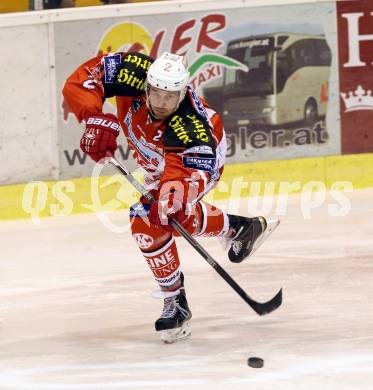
left=249, top=288, right=283, bottom=316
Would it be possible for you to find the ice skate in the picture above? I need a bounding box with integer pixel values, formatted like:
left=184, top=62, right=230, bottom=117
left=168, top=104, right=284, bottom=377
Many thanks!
left=155, top=288, right=192, bottom=344
left=227, top=215, right=280, bottom=263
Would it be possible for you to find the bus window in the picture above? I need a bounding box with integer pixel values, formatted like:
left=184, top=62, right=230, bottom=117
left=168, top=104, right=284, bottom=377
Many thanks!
left=294, top=39, right=317, bottom=67
left=276, top=50, right=292, bottom=93
left=315, top=40, right=331, bottom=66
left=285, top=39, right=316, bottom=71
left=276, top=39, right=329, bottom=93
left=225, top=41, right=274, bottom=96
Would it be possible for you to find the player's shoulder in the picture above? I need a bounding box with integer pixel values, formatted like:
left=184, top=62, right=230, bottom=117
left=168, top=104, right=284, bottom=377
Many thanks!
left=102, top=51, right=154, bottom=97
left=163, top=90, right=215, bottom=153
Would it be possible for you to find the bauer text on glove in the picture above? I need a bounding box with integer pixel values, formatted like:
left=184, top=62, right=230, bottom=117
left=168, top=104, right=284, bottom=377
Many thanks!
left=80, top=113, right=120, bottom=162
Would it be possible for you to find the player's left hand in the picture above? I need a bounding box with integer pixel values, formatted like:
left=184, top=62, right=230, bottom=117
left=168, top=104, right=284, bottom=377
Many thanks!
left=148, top=181, right=189, bottom=232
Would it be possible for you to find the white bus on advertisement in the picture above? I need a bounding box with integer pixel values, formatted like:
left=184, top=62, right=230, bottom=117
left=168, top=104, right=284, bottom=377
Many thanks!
left=204, top=33, right=331, bottom=130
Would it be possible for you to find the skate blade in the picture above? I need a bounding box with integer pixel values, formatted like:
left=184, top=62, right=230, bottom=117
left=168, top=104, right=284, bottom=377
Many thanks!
left=160, top=322, right=191, bottom=344
left=250, top=218, right=280, bottom=257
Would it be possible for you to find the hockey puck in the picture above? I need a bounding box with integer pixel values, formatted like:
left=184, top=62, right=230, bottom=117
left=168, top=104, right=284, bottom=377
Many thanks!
left=247, top=357, right=264, bottom=368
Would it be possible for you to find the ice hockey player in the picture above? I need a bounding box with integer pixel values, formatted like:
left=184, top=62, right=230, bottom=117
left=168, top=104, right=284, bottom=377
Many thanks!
left=63, top=51, right=270, bottom=343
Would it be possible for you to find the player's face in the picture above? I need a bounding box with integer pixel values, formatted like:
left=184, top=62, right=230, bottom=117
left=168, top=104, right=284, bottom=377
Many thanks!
left=147, top=86, right=180, bottom=119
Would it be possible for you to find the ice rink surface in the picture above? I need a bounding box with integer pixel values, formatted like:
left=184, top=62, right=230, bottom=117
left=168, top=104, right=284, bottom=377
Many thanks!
left=1, top=189, right=373, bottom=390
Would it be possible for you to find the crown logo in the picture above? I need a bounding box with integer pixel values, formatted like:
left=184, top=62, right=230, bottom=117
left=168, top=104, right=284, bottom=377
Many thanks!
left=340, top=85, right=373, bottom=112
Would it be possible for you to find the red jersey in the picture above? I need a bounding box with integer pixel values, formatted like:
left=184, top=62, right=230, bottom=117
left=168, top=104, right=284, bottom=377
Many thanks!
left=63, top=52, right=226, bottom=199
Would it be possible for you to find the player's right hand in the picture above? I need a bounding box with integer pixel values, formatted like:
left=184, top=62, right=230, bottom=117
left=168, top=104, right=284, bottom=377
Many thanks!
left=80, top=113, right=121, bottom=162
left=148, top=181, right=189, bottom=232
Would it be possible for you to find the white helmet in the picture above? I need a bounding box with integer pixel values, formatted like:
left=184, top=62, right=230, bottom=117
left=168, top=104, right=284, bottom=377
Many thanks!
left=146, top=52, right=189, bottom=107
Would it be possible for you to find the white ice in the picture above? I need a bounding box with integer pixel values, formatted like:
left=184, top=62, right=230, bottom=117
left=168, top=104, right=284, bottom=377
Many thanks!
left=1, top=189, right=373, bottom=390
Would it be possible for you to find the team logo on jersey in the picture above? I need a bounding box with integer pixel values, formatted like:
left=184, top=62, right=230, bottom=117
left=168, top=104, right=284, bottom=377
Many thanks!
left=103, top=54, right=122, bottom=84
left=132, top=233, right=154, bottom=249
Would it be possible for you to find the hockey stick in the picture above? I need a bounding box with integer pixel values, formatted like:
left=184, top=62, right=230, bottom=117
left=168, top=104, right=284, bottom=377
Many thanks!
left=106, top=156, right=282, bottom=316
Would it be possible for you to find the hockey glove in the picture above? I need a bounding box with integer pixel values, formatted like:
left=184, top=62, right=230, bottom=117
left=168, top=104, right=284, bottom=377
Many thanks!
left=80, top=113, right=120, bottom=162
left=148, top=181, right=189, bottom=232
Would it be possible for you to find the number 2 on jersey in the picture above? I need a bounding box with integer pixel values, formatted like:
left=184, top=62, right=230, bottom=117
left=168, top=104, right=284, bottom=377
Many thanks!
left=153, top=130, right=163, bottom=142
